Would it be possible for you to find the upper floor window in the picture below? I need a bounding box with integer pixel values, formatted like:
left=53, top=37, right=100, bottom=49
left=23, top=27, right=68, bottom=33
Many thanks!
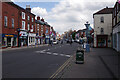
left=28, top=16, right=30, bottom=20
left=100, top=16, right=104, bottom=23
left=12, top=18, right=14, bottom=28
left=22, top=21, right=25, bottom=30
left=32, top=18, right=34, bottom=22
left=101, top=28, right=104, bottom=34
left=22, top=12, right=25, bottom=19
left=31, top=25, right=34, bottom=32
left=28, top=23, right=30, bottom=30
left=4, top=16, right=7, bottom=27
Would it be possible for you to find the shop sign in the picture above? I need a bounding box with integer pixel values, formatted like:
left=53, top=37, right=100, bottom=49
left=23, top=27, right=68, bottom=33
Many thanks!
left=20, top=31, right=28, bottom=37
left=5, top=35, right=14, bottom=37
left=29, top=33, right=36, bottom=37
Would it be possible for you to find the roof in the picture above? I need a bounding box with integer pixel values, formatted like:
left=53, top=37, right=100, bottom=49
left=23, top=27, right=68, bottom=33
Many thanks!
left=93, top=7, right=113, bottom=16
left=35, top=20, right=44, bottom=25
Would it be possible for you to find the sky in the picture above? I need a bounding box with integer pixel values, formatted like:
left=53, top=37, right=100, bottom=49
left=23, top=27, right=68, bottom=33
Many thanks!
left=12, top=0, right=117, bottom=34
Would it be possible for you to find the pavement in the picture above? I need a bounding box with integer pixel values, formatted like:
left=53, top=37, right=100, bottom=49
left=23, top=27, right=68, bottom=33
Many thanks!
left=0, top=44, right=48, bottom=51
left=57, top=47, right=120, bottom=79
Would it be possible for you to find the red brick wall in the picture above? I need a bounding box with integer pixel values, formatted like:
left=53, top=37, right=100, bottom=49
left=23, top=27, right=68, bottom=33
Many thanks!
left=2, top=2, right=19, bottom=35
left=19, top=9, right=35, bottom=33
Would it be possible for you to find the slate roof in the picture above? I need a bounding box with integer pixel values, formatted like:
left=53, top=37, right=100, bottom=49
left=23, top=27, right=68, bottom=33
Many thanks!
left=93, top=7, right=113, bottom=16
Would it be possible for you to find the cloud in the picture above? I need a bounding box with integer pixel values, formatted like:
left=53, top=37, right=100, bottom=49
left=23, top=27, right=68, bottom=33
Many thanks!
left=31, top=0, right=116, bottom=34
left=31, top=7, right=48, bottom=18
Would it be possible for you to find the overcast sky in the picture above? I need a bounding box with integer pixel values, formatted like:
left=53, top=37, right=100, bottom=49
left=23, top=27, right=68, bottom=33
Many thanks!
left=13, top=0, right=117, bottom=34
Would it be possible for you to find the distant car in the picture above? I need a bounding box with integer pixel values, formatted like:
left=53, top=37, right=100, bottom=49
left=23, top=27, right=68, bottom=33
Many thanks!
left=53, top=40, right=58, bottom=45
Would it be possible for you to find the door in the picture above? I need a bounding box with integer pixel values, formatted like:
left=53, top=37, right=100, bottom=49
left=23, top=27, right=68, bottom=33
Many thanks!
left=7, top=37, right=11, bottom=47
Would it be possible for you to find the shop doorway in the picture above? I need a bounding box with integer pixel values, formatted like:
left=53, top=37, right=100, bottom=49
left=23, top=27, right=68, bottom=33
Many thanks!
left=7, top=37, right=11, bottom=47
left=97, top=35, right=108, bottom=47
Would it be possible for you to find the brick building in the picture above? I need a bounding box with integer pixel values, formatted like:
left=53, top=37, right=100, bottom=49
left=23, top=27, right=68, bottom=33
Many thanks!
left=2, top=2, right=19, bottom=48
left=18, top=5, right=35, bottom=46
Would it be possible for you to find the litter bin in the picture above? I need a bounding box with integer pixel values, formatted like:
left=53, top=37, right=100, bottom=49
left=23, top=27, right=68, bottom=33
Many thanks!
left=76, top=49, right=84, bottom=64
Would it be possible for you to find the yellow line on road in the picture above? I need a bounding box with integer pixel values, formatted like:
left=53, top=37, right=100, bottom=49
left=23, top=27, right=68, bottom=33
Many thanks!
left=48, top=57, right=72, bottom=80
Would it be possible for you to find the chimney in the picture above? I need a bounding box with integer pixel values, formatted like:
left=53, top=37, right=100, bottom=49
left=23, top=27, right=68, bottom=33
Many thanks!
left=37, top=16, right=40, bottom=20
left=26, top=5, right=31, bottom=12
left=41, top=18, right=44, bottom=22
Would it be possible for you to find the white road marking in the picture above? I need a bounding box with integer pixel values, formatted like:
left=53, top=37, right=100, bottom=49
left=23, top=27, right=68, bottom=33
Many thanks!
left=60, top=54, right=64, bottom=56
left=42, top=50, right=46, bottom=52
left=47, top=49, right=50, bottom=51
left=53, top=53, right=58, bottom=55
left=40, top=51, right=46, bottom=53
left=36, top=51, right=41, bottom=53
left=65, top=55, right=71, bottom=58
left=46, top=52, right=52, bottom=54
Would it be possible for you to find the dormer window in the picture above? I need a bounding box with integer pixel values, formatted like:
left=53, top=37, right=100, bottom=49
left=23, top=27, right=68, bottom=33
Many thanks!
left=100, top=16, right=104, bottom=23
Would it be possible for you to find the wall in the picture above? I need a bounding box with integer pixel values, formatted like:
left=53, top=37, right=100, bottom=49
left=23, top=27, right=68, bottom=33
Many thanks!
left=94, top=14, right=113, bottom=47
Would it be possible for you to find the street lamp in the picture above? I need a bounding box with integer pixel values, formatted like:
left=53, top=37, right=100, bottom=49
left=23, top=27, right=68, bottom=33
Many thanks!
left=85, top=21, right=90, bottom=52
left=85, top=21, right=90, bottom=44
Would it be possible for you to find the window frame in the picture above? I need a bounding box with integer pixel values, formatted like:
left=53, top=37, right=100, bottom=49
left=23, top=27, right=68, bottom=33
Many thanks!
left=100, top=16, right=104, bottom=23
left=4, top=16, right=7, bottom=27
left=22, top=12, right=25, bottom=19
left=22, top=21, right=25, bottom=30
left=12, top=18, right=14, bottom=28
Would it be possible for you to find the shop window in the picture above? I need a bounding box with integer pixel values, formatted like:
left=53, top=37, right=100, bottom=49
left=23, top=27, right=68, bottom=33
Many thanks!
left=100, top=16, right=104, bottom=23
left=4, top=16, right=7, bottom=27
left=12, top=18, right=14, bottom=28
left=2, top=37, right=7, bottom=47
left=114, top=34, right=117, bottom=48
left=13, top=37, right=17, bottom=46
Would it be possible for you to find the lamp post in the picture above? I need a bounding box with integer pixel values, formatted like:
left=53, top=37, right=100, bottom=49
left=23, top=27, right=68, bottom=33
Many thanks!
left=85, top=21, right=90, bottom=52
left=85, top=21, right=90, bottom=44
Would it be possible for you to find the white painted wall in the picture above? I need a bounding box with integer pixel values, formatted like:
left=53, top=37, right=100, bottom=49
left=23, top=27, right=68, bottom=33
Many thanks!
left=94, top=14, right=113, bottom=47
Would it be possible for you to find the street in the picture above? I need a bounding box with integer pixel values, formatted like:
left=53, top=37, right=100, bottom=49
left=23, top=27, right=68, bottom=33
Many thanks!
left=2, top=42, right=79, bottom=78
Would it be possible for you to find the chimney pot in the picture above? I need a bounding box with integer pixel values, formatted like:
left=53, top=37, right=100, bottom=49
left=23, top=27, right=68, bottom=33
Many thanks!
left=26, top=5, right=31, bottom=12
left=37, top=16, right=40, bottom=20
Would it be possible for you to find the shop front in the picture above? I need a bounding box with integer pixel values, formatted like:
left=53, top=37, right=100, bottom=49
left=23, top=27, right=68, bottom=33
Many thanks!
left=2, top=34, right=18, bottom=48
left=45, top=35, right=50, bottom=44
left=28, top=33, right=36, bottom=46
left=97, top=35, right=108, bottom=48
left=19, top=31, right=28, bottom=46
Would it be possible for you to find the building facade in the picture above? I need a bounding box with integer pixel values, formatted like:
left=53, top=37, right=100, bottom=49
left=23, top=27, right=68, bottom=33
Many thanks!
left=18, top=5, right=35, bottom=46
left=93, top=7, right=113, bottom=48
left=2, top=2, right=19, bottom=48
left=112, top=2, right=120, bottom=52
left=1, top=2, right=56, bottom=49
